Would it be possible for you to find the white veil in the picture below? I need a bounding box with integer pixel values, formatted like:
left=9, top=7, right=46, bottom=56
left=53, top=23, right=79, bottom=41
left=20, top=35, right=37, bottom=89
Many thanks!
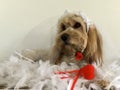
left=15, top=12, right=120, bottom=89
left=17, top=12, right=120, bottom=62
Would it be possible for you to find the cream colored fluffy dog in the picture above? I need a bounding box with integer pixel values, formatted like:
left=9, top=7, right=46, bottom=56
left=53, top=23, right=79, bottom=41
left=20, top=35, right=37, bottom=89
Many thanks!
left=22, top=13, right=115, bottom=90
left=50, top=13, right=102, bottom=65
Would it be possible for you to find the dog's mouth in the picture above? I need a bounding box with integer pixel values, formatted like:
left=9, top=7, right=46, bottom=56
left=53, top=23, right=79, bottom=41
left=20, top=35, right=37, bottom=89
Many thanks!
left=71, top=44, right=84, bottom=52
left=61, top=45, right=76, bottom=56
left=60, top=33, right=85, bottom=53
left=61, top=42, right=84, bottom=57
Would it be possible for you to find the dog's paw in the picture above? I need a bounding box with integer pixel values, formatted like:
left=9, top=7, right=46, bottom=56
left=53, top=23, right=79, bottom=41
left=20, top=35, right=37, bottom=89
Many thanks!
left=96, top=80, right=110, bottom=89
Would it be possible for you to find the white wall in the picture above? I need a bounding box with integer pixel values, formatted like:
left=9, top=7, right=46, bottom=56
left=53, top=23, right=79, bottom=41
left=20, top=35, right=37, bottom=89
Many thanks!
left=0, top=0, right=120, bottom=59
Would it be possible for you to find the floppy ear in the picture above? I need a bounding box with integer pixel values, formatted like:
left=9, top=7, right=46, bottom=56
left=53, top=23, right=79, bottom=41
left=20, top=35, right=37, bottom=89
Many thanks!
left=83, top=25, right=103, bottom=65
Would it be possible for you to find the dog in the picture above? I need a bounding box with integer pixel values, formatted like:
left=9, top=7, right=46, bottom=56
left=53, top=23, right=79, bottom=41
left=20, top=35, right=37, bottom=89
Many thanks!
left=50, top=13, right=103, bottom=66
left=21, top=13, right=115, bottom=90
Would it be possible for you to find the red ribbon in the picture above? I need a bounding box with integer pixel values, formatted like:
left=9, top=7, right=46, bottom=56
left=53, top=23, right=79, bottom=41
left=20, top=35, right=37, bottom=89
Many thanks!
left=55, top=65, right=95, bottom=90
left=55, top=52, right=95, bottom=90
left=75, top=52, right=83, bottom=61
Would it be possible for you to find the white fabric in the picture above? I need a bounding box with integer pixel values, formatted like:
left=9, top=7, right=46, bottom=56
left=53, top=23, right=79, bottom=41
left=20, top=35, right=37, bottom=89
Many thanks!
left=0, top=53, right=120, bottom=90
left=79, top=12, right=93, bottom=32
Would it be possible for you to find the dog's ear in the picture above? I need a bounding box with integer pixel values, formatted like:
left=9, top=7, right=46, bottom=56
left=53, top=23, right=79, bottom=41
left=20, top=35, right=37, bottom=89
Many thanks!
left=83, top=25, right=103, bottom=65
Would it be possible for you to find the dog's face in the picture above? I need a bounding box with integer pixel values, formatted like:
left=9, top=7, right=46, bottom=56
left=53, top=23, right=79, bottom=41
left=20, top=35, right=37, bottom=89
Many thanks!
left=56, top=14, right=88, bottom=56
left=53, top=13, right=103, bottom=65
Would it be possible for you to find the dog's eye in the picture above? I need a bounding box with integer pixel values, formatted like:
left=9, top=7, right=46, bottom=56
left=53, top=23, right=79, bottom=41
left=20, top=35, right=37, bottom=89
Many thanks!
left=61, top=24, right=66, bottom=30
left=74, top=22, right=81, bottom=28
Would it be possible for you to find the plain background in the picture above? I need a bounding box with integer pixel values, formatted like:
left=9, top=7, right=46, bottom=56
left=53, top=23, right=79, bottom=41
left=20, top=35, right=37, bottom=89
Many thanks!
left=0, top=0, right=120, bottom=59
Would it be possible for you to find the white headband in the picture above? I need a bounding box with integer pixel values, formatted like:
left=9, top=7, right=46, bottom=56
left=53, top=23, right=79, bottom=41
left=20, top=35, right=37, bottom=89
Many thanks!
left=63, top=11, right=93, bottom=32
left=79, top=12, right=93, bottom=32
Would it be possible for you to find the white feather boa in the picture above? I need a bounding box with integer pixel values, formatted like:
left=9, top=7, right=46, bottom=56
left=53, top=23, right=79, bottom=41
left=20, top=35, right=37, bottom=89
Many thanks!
left=0, top=52, right=120, bottom=90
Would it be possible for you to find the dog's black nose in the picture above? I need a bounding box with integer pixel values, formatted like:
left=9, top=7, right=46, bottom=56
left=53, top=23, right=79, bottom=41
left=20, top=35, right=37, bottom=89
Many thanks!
left=61, top=33, right=69, bottom=42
